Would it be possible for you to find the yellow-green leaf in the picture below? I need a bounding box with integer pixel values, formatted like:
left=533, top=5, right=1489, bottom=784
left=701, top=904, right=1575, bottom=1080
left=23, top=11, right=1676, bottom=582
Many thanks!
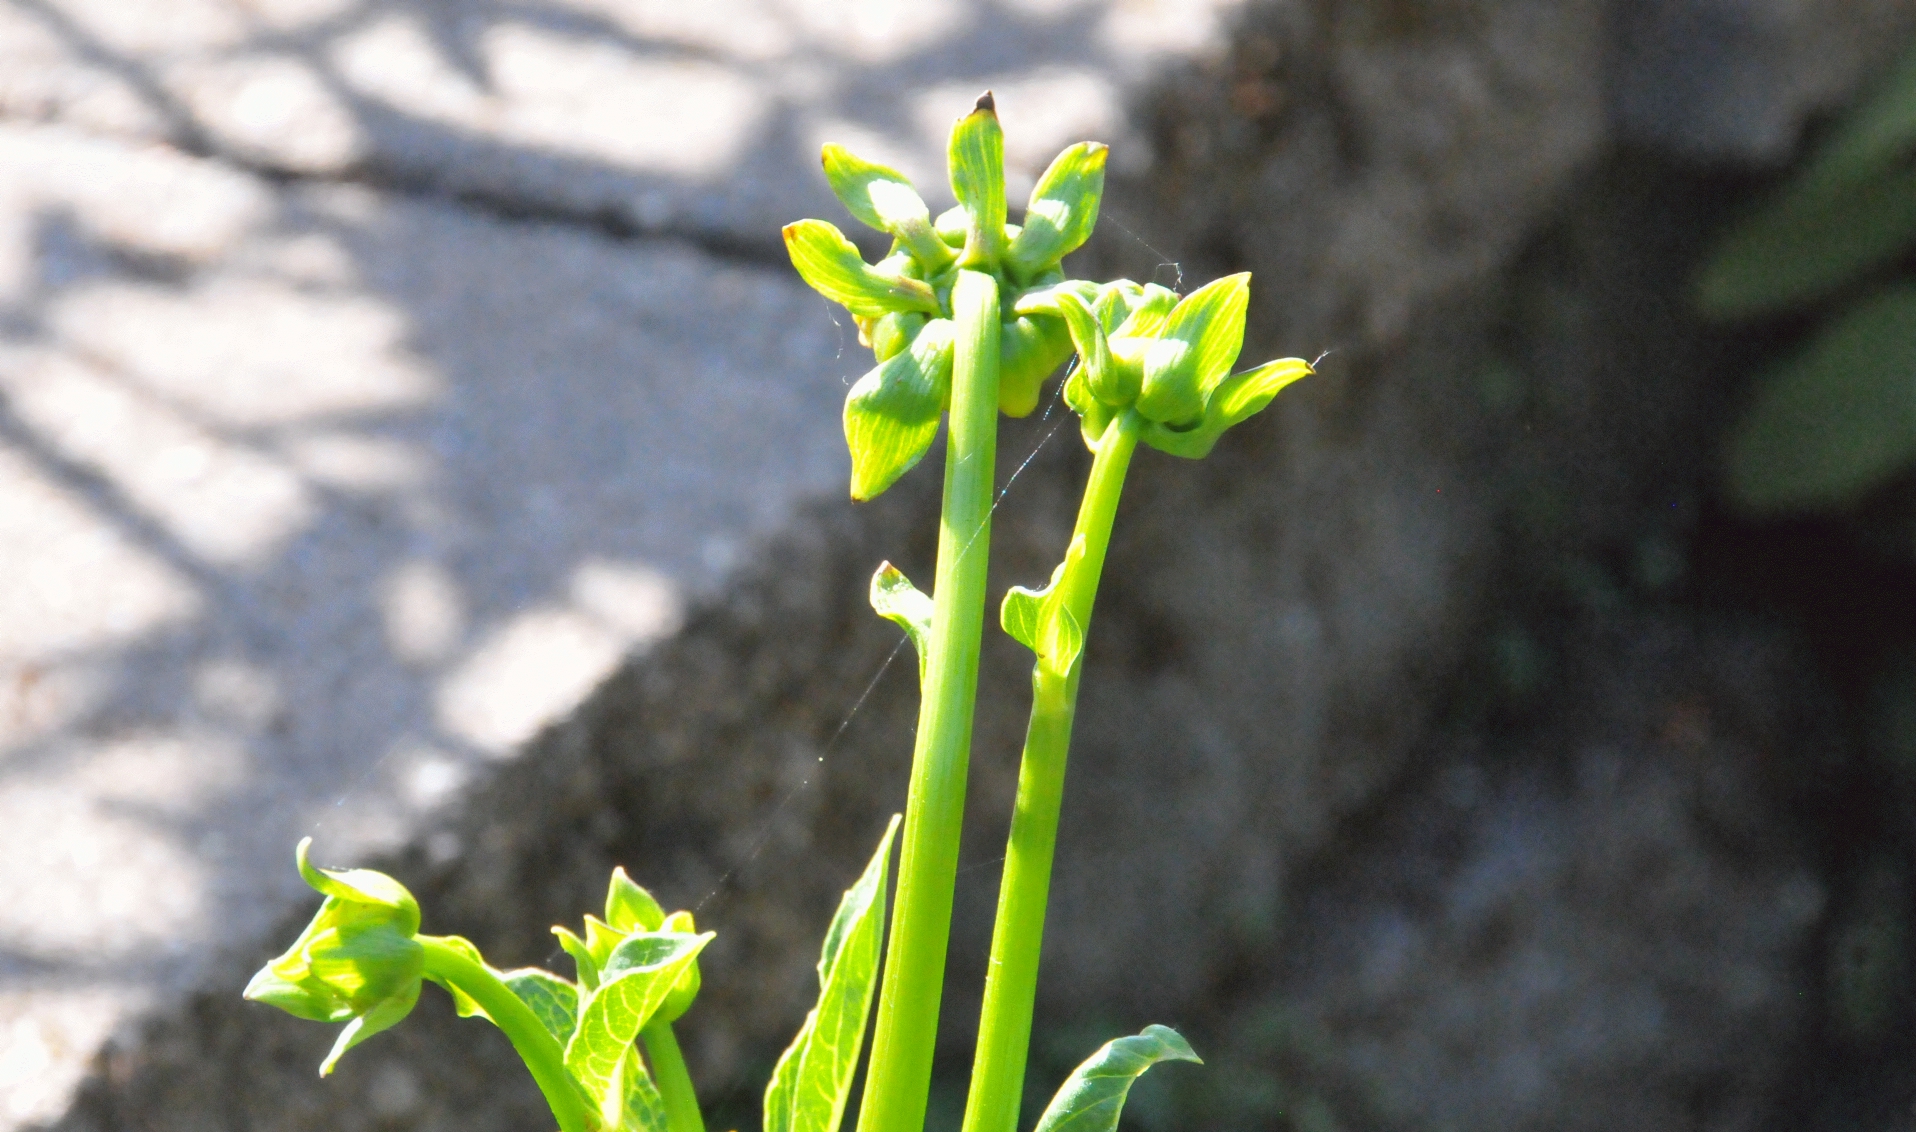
left=870, top=564, right=934, bottom=682
left=619, top=1047, right=669, bottom=1132
left=844, top=318, right=956, bottom=500
left=504, top=968, right=581, bottom=1045
left=563, top=931, right=712, bottom=1110
left=999, top=314, right=1073, bottom=418
left=821, top=145, right=953, bottom=271
left=1001, top=535, right=1088, bottom=679
left=319, top=981, right=421, bottom=1076
left=1032, top=1025, right=1201, bottom=1132
left=763, top=815, right=900, bottom=1132
left=1161, top=273, right=1249, bottom=397
left=605, top=868, right=666, bottom=934
left=784, top=219, right=941, bottom=318
left=1111, top=283, right=1176, bottom=339
left=949, top=93, right=1007, bottom=267
left=1141, top=355, right=1312, bottom=460
left=1007, top=142, right=1108, bottom=281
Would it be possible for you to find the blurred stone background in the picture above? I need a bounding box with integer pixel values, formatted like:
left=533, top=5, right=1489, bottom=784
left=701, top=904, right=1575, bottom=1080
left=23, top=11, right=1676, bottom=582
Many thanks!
left=3, top=1, right=1916, bottom=1130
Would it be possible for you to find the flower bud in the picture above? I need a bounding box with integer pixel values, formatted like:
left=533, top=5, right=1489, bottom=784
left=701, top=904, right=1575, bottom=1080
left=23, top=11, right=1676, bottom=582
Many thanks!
left=605, top=867, right=666, bottom=934
left=870, top=311, right=928, bottom=362
left=948, top=93, right=1008, bottom=269
left=998, top=314, right=1073, bottom=417
left=244, top=839, right=425, bottom=1075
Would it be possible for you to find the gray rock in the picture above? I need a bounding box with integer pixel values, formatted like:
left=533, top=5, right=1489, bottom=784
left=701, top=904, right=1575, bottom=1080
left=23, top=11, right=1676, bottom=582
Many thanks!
left=1611, top=0, right=1916, bottom=162
left=1185, top=615, right=1828, bottom=1132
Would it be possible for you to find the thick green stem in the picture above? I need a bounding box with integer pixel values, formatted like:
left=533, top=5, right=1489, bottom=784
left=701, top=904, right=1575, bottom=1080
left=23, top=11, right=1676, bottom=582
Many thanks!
left=641, top=1021, right=705, bottom=1132
left=857, top=269, right=1003, bottom=1132
left=418, top=936, right=595, bottom=1132
left=960, top=410, right=1141, bottom=1132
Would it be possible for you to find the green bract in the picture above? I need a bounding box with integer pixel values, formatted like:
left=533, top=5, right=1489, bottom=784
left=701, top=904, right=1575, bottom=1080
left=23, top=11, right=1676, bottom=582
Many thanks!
left=844, top=318, right=956, bottom=500
left=1006, top=143, right=1108, bottom=282
left=870, top=563, right=934, bottom=682
left=1001, top=533, right=1088, bottom=686
left=244, top=838, right=426, bottom=1075
left=822, top=145, right=954, bottom=272
left=784, top=219, right=942, bottom=318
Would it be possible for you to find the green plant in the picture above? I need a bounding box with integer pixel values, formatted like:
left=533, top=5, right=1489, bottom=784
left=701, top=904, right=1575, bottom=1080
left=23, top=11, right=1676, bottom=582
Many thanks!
left=1698, top=42, right=1916, bottom=513
left=247, top=93, right=1311, bottom=1132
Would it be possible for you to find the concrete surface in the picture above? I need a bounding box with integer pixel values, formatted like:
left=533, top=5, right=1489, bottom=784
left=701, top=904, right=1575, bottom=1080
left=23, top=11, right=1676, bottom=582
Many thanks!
left=0, top=120, right=852, bottom=1125
left=0, top=0, right=1242, bottom=246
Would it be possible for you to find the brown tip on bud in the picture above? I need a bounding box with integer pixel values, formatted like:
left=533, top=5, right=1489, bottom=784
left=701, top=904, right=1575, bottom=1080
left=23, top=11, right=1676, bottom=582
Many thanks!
left=975, top=91, right=996, bottom=113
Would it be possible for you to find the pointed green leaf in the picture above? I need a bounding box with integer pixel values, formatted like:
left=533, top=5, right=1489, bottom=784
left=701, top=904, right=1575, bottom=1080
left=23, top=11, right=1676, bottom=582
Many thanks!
left=1697, top=165, right=1916, bottom=319
left=424, top=935, right=491, bottom=1019
left=1008, top=142, right=1109, bottom=280
left=244, top=963, right=351, bottom=1023
left=1063, top=362, right=1116, bottom=448
left=869, top=311, right=928, bottom=362
left=1046, top=604, right=1085, bottom=681
left=821, top=145, right=954, bottom=271
left=1210, top=356, right=1312, bottom=426
left=845, top=318, right=956, bottom=500
left=1057, top=291, right=1129, bottom=406
left=553, top=926, right=600, bottom=992
left=606, top=868, right=667, bottom=934
left=1724, top=284, right=1916, bottom=512
left=1032, top=1025, right=1201, bottom=1132
left=1111, top=283, right=1176, bottom=339
left=655, top=911, right=703, bottom=1023
left=870, top=563, right=934, bottom=682
left=784, top=220, right=942, bottom=318
left=1136, top=337, right=1201, bottom=424
left=434, top=955, right=579, bottom=1047
left=1000, top=582, right=1049, bottom=654
left=764, top=815, right=900, bottom=1132
left=318, top=981, right=420, bottom=1076
left=1134, top=274, right=1251, bottom=424
left=949, top=93, right=1007, bottom=267
left=1162, top=272, right=1250, bottom=397
left=821, top=145, right=927, bottom=234
left=584, top=915, right=625, bottom=969
left=1000, top=535, right=1087, bottom=678
left=564, top=931, right=713, bottom=1111
left=1142, top=355, right=1312, bottom=459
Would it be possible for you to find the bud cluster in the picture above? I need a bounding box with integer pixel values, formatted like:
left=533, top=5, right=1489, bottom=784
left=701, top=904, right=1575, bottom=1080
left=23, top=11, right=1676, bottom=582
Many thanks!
left=784, top=93, right=1311, bottom=500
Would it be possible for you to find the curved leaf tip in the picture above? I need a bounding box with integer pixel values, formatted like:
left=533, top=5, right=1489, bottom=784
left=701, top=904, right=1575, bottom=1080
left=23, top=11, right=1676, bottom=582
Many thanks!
left=1032, top=1025, right=1201, bottom=1132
